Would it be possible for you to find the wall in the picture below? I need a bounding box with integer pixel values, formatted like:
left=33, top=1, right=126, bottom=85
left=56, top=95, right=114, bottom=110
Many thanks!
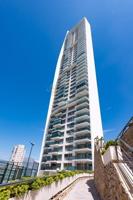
left=85, top=18, right=103, bottom=170
left=10, top=173, right=89, bottom=200
left=102, top=146, right=123, bottom=166
left=94, top=146, right=132, bottom=200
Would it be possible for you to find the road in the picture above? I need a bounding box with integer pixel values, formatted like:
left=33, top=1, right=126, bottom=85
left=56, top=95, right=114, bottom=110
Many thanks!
left=63, top=177, right=101, bottom=200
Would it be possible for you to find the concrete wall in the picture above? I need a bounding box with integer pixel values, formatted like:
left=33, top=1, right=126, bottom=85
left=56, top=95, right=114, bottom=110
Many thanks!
left=102, top=146, right=123, bottom=165
left=94, top=146, right=132, bottom=200
left=85, top=18, right=103, bottom=170
left=10, top=173, right=89, bottom=200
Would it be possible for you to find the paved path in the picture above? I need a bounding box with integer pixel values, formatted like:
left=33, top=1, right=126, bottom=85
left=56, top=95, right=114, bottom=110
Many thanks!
left=63, top=177, right=101, bottom=200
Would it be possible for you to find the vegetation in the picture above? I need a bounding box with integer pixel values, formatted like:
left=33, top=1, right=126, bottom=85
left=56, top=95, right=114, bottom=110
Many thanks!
left=101, top=140, right=118, bottom=155
left=0, top=170, right=92, bottom=200
left=104, top=140, right=118, bottom=150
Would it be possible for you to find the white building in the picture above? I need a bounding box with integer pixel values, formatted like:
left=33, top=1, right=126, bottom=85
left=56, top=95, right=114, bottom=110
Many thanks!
left=10, top=145, right=25, bottom=165
left=39, top=18, right=103, bottom=173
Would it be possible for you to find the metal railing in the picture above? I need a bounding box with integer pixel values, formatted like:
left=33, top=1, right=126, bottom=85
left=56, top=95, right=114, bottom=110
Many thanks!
left=115, top=139, right=133, bottom=197
left=117, top=116, right=133, bottom=140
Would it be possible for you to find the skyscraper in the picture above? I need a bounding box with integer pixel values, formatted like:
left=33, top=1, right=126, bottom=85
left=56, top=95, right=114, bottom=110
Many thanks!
left=10, top=145, right=25, bottom=165
left=39, top=18, right=103, bottom=173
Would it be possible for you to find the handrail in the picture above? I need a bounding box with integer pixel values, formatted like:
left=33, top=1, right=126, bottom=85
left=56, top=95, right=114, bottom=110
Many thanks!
left=115, top=141, right=133, bottom=197
left=119, top=138, right=133, bottom=152
left=117, top=116, right=133, bottom=140
left=114, top=163, right=133, bottom=198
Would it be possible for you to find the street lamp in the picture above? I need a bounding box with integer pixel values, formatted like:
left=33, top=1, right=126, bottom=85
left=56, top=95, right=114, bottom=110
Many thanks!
left=24, top=142, right=35, bottom=176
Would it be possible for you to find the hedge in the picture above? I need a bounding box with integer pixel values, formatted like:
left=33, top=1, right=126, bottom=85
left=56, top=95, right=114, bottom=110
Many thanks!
left=0, top=170, right=91, bottom=200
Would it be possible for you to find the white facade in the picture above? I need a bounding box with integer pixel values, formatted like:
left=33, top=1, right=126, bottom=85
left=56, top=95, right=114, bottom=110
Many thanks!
left=39, top=18, right=103, bottom=173
left=10, top=145, right=25, bottom=165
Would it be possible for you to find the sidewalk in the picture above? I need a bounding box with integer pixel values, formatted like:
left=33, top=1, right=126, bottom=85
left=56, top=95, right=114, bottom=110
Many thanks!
left=63, top=177, right=101, bottom=200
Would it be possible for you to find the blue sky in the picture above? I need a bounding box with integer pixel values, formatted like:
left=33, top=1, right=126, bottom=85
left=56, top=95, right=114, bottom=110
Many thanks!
left=0, top=0, right=132, bottom=161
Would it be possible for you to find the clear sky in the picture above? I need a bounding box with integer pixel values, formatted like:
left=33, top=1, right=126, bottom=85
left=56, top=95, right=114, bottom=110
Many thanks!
left=0, top=0, right=132, bottom=161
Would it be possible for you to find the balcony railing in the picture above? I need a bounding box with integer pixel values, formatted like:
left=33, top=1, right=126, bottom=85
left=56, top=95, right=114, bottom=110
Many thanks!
left=50, top=141, right=63, bottom=146
left=65, top=157, right=73, bottom=160
left=75, top=107, right=89, bottom=115
left=75, top=127, right=90, bottom=136
left=75, top=119, right=90, bottom=125
left=76, top=112, right=89, bottom=118
left=49, top=119, right=62, bottom=127
left=51, top=149, right=63, bottom=153
left=74, top=156, right=92, bottom=160
left=76, top=85, right=88, bottom=94
left=74, top=144, right=91, bottom=150
left=75, top=135, right=91, bottom=141
left=76, top=99, right=89, bottom=107
left=65, top=148, right=73, bottom=152
left=48, top=131, right=64, bottom=139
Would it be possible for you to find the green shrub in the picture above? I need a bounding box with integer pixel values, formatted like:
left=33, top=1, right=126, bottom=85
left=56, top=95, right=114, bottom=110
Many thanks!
left=0, top=189, right=10, bottom=200
left=31, top=178, right=44, bottom=190
left=53, top=175, right=60, bottom=182
left=105, top=140, right=118, bottom=150
left=58, top=174, right=64, bottom=180
left=44, top=177, right=54, bottom=185
left=0, top=170, right=86, bottom=198
left=100, top=140, right=118, bottom=155
left=10, top=184, right=29, bottom=197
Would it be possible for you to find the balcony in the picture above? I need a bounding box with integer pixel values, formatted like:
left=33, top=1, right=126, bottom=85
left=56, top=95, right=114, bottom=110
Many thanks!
left=76, top=74, right=88, bottom=83
left=43, top=149, right=52, bottom=155
left=76, top=96, right=88, bottom=105
left=76, top=102, right=89, bottom=114
left=44, top=145, right=52, bottom=149
left=65, top=157, right=73, bottom=161
left=66, top=138, right=73, bottom=144
left=75, top=118, right=90, bottom=124
left=74, top=127, right=90, bottom=136
left=52, top=104, right=67, bottom=115
left=45, top=141, right=53, bottom=147
left=76, top=65, right=87, bottom=74
left=76, top=84, right=88, bottom=93
left=57, top=100, right=66, bottom=108
left=76, top=96, right=89, bottom=104
left=74, top=144, right=91, bottom=152
left=46, top=158, right=62, bottom=163
left=74, top=156, right=92, bottom=162
left=50, top=131, right=64, bottom=140
left=52, top=146, right=62, bottom=151
left=76, top=80, right=88, bottom=90
left=41, top=165, right=61, bottom=170
left=76, top=70, right=87, bottom=78
left=49, top=149, right=63, bottom=155
left=50, top=141, right=63, bottom=147
left=50, top=118, right=62, bottom=128
left=74, top=135, right=91, bottom=144
left=75, top=121, right=90, bottom=130
left=75, top=107, right=89, bottom=116
left=76, top=88, right=88, bottom=98
left=75, top=114, right=89, bottom=123
left=65, top=148, right=73, bottom=152
left=54, top=112, right=62, bottom=117
left=42, top=154, right=56, bottom=163
left=75, top=111, right=89, bottom=118
left=76, top=77, right=88, bottom=85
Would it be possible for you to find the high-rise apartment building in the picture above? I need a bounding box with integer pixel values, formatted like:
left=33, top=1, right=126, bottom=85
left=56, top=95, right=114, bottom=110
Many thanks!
left=39, top=18, right=103, bottom=173
left=10, top=145, right=25, bottom=165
